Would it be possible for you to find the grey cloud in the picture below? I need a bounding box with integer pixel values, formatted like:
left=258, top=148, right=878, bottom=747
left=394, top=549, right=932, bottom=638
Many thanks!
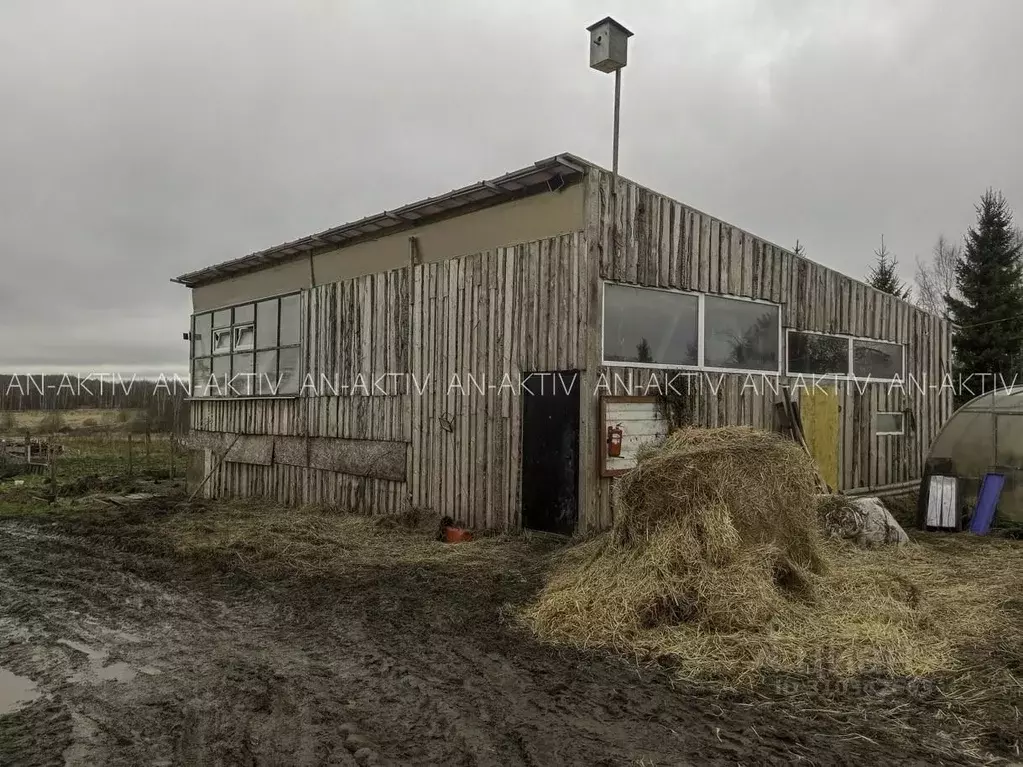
left=1, top=0, right=1020, bottom=374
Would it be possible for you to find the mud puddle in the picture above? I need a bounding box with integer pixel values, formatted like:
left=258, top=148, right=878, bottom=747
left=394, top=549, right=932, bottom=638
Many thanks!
left=0, top=666, right=39, bottom=714
left=57, top=638, right=159, bottom=683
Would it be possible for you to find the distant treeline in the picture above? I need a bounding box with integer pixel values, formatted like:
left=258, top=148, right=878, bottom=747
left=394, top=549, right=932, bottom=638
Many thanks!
left=0, top=374, right=189, bottom=430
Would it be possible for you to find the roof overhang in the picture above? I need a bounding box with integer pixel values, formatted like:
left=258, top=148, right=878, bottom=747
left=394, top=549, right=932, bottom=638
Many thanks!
left=171, top=152, right=590, bottom=289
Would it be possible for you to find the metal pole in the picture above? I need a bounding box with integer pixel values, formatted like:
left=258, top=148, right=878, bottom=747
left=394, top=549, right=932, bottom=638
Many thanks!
left=612, top=67, right=622, bottom=188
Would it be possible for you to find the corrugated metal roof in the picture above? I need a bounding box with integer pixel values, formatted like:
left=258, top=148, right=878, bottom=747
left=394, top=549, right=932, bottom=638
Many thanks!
left=172, top=152, right=591, bottom=288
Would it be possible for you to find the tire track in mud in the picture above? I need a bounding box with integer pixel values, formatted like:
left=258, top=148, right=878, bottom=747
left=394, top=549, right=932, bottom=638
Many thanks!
left=0, top=518, right=985, bottom=766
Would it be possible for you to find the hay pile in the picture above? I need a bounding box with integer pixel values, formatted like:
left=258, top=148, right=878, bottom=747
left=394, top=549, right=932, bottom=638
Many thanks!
left=525, top=427, right=1023, bottom=683
left=526, top=427, right=827, bottom=643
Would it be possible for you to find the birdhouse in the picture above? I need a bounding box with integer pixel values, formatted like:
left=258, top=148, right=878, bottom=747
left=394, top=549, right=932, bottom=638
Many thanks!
left=587, top=16, right=633, bottom=73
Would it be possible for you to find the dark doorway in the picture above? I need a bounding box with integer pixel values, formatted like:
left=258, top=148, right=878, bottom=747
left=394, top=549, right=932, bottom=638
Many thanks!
left=521, top=370, right=580, bottom=535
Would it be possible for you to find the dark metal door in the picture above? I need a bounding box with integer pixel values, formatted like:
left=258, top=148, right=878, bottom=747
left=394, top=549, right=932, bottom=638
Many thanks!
left=521, top=370, right=580, bottom=535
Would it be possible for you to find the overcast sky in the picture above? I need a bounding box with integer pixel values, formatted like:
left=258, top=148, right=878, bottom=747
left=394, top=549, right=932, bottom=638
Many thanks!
left=1, top=0, right=1020, bottom=375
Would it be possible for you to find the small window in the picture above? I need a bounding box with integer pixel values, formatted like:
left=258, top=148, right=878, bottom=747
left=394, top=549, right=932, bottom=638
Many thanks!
left=602, top=284, right=699, bottom=366
left=703, top=295, right=780, bottom=372
left=212, top=328, right=232, bottom=354
left=211, top=355, right=231, bottom=397
left=232, top=353, right=254, bottom=395
left=256, top=299, right=279, bottom=349
left=212, top=309, right=232, bottom=329
left=277, top=347, right=301, bottom=394
left=853, top=339, right=904, bottom=380
left=233, top=324, right=254, bottom=351
left=192, top=313, right=212, bottom=357
left=787, top=331, right=850, bottom=376
left=876, top=412, right=904, bottom=436
left=192, top=357, right=212, bottom=398
left=256, top=350, right=278, bottom=395
left=233, top=303, right=255, bottom=324
left=279, top=294, right=301, bottom=347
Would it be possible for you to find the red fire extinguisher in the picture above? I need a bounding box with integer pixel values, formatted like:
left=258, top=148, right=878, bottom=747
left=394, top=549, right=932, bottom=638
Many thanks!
left=607, top=423, right=623, bottom=458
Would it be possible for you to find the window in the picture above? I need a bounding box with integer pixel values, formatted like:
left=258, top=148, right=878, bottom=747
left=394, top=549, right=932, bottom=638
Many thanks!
left=190, top=292, right=302, bottom=397
left=785, top=330, right=905, bottom=380
left=601, top=282, right=781, bottom=372
left=787, top=331, right=850, bottom=376
left=703, top=295, right=780, bottom=372
left=876, top=412, right=905, bottom=436
left=602, top=283, right=699, bottom=366
left=853, top=339, right=904, bottom=380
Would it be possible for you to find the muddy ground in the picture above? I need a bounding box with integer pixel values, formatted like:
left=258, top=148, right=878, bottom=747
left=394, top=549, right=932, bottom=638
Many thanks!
left=0, top=497, right=1019, bottom=766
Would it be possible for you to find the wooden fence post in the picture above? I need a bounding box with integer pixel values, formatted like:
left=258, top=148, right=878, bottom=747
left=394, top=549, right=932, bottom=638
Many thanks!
left=127, top=433, right=134, bottom=479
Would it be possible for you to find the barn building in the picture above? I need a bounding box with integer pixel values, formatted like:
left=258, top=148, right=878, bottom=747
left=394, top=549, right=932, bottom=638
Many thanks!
left=174, top=153, right=953, bottom=534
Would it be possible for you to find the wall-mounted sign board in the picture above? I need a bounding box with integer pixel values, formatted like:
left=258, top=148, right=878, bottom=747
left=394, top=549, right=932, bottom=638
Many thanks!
left=598, top=396, right=670, bottom=478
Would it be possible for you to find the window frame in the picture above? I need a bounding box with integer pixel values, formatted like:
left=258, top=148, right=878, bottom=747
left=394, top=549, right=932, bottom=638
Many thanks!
left=189, top=290, right=303, bottom=400
left=875, top=411, right=905, bottom=436
left=785, top=328, right=906, bottom=383
left=600, top=281, right=783, bottom=375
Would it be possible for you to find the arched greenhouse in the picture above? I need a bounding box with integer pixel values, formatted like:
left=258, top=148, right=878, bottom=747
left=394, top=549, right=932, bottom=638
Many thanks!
left=922, top=389, right=1023, bottom=529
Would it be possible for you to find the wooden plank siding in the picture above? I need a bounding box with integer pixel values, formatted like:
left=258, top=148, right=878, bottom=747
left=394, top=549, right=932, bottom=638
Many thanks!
left=189, top=232, right=589, bottom=529
left=580, top=168, right=953, bottom=529
left=187, top=160, right=952, bottom=533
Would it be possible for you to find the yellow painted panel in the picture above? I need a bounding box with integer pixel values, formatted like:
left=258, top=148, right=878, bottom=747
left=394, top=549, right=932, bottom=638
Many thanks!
left=800, top=386, right=840, bottom=491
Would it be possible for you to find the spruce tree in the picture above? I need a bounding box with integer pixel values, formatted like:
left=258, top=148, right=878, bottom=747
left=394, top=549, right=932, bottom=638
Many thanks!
left=867, top=235, right=911, bottom=299
left=945, top=190, right=1023, bottom=403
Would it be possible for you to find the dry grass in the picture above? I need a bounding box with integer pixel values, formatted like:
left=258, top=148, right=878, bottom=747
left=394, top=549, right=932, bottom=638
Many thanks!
left=523, top=426, right=1023, bottom=685
left=158, top=503, right=546, bottom=581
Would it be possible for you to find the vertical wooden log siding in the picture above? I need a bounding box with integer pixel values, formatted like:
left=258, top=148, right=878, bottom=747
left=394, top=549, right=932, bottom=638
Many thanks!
left=581, top=168, right=953, bottom=529
left=187, top=163, right=952, bottom=532
left=189, top=233, right=589, bottom=529
left=408, top=234, right=587, bottom=528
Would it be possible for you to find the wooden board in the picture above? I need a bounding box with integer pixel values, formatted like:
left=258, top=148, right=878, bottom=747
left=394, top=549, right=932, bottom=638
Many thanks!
left=799, top=385, right=840, bottom=491
left=598, top=396, right=668, bottom=477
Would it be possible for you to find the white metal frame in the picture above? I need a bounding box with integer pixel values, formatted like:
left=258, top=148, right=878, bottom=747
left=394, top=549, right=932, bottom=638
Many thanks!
left=600, top=281, right=783, bottom=376
left=784, top=328, right=906, bottom=383
left=875, top=411, right=906, bottom=436
left=233, top=324, right=255, bottom=351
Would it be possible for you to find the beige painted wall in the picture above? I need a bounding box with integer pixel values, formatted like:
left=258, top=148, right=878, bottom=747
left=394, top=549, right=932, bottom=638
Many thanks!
left=191, top=182, right=584, bottom=311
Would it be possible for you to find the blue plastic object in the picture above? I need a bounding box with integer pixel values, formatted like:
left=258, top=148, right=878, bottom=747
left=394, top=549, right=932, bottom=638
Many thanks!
left=969, top=473, right=1005, bottom=534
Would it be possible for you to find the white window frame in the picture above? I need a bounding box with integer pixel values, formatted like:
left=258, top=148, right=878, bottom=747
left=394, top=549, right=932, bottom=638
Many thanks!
left=784, top=328, right=906, bottom=383
left=233, top=323, right=255, bottom=351
left=212, top=328, right=233, bottom=355
left=875, top=411, right=905, bottom=436
left=600, top=281, right=783, bottom=376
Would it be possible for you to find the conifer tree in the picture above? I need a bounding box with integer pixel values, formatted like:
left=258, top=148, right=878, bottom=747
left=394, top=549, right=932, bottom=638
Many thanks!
left=945, top=190, right=1023, bottom=403
left=867, top=235, right=911, bottom=299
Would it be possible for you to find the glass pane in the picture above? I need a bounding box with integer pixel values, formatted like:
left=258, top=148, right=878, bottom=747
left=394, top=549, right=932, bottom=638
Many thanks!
left=232, top=353, right=254, bottom=395
left=876, top=412, right=904, bottom=434
left=277, top=347, right=301, bottom=394
left=192, top=357, right=212, bottom=398
left=787, top=331, right=849, bottom=376
left=212, top=328, right=232, bottom=354
left=256, top=350, right=278, bottom=395
left=211, top=355, right=231, bottom=397
left=192, top=313, right=212, bottom=358
left=853, top=340, right=904, bottom=379
left=703, top=296, right=780, bottom=371
left=234, top=303, right=255, bottom=324
left=213, top=309, right=232, bottom=329
left=233, top=324, right=254, bottom=351
left=279, top=294, right=301, bottom=347
left=602, top=284, right=698, bottom=366
left=256, top=299, right=279, bottom=350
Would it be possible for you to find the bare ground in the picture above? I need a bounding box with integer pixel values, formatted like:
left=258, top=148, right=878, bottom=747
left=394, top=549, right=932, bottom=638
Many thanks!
left=0, top=499, right=1019, bottom=766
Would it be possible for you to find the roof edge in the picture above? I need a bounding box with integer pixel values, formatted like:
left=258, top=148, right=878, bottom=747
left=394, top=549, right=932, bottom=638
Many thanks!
left=173, top=152, right=593, bottom=289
